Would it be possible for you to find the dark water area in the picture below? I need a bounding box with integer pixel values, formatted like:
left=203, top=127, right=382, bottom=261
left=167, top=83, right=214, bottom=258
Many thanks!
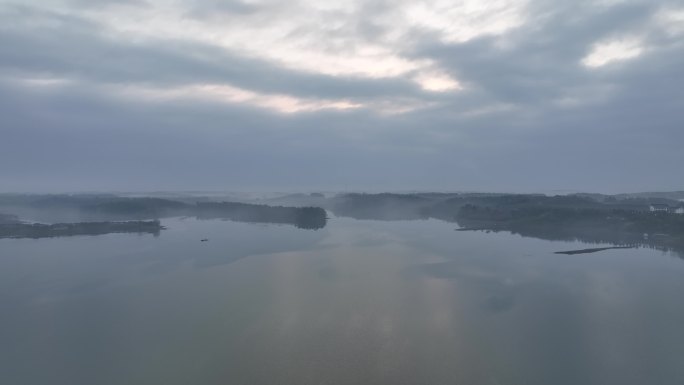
left=1, top=217, right=683, bottom=385
left=554, top=246, right=634, bottom=255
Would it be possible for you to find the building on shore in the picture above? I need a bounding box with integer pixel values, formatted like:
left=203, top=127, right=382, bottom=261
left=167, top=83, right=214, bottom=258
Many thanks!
left=649, top=204, right=684, bottom=214
left=650, top=204, right=671, bottom=212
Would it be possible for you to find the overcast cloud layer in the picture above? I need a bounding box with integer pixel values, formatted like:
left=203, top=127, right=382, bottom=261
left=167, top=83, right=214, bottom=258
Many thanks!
left=1, top=0, right=683, bottom=193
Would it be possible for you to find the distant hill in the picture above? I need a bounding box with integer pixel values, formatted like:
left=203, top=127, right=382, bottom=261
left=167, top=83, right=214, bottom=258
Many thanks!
left=613, top=191, right=684, bottom=201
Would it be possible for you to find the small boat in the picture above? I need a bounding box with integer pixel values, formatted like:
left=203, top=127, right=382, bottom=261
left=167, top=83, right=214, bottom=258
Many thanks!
left=201, top=238, right=209, bottom=242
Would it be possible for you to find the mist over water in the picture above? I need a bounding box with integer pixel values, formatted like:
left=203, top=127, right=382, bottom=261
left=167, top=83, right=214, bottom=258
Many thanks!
left=2, top=0, right=684, bottom=383
left=1, top=216, right=683, bottom=385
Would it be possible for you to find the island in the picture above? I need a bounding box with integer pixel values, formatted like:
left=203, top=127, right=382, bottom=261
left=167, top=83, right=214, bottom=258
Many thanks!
left=0, top=220, right=164, bottom=239
left=0, top=194, right=329, bottom=232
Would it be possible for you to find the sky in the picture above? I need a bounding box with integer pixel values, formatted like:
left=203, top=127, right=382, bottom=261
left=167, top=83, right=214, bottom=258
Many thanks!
left=0, top=0, right=683, bottom=193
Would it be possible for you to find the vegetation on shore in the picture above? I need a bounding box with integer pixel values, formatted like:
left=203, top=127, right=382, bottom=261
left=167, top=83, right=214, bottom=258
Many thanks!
left=194, top=202, right=327, bottom=229
left=330, top=192, right=684, bottom=255
left=0, top=220, right=163, bottom=239
left=0, top=194, right=328, bottom=231
left=2, top=192, right=682, bottom=249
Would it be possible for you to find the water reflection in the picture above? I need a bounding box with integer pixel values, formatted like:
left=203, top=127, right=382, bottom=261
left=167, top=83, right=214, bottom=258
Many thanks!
left=0, top=217, right=683, bottom=385
left=460, top=224, right=684, bottom=258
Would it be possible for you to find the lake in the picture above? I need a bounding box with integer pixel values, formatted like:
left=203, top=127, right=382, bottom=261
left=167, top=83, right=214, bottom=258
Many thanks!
left=1, top=216, right=683, bottom=385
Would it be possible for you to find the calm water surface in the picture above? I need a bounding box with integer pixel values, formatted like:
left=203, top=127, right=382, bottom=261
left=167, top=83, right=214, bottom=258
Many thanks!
left=1, top=217, right=684, bottom=385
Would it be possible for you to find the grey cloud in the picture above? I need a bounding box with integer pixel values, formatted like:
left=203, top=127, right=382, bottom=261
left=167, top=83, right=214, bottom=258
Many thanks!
left=185, top=0, right=261, bottom=18
left=0, top=4, right=429, bottom=102
left=411, top=1, right=665, bottom=106
left=67, top=0, right=149, bottom=8
left=0, top=0, right=683, bottom=193
left=0, top=77, right=449, bottom=192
